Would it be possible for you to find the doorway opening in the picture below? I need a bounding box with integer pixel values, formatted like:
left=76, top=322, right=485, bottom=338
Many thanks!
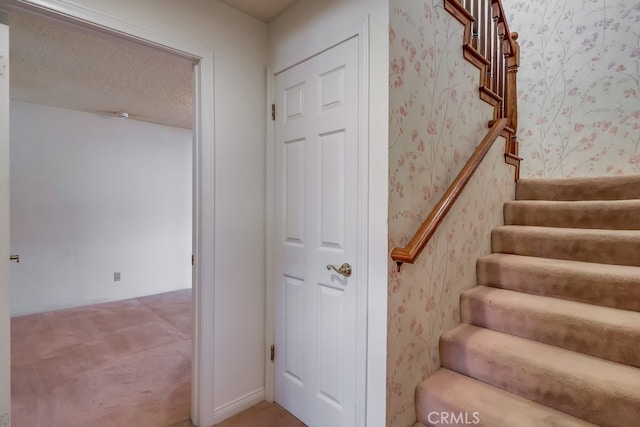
left=1, top=1, right=215, bottom=425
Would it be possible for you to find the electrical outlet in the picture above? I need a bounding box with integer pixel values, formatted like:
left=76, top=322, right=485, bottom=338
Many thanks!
left=1, top=412, right=10, bottom=427
left=114, top=272, right=121, bottom=282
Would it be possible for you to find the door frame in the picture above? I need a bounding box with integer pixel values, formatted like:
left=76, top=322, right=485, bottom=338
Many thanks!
left=0, top=12, right=11, bottom=421
left=265, top=20, right=370, bottom=426
left=0, top=1, right=216, bottom=426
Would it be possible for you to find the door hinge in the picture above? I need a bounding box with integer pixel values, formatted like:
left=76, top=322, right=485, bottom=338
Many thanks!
left=270, top=344, right=275, bottom=362
left=271, top=104, right=276, bottom=121
left=191, top=254, right=195, bottom=266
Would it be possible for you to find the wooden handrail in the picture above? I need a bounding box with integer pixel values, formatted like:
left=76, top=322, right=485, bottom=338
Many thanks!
left=390, top=119, right=507, bottom=270
left=390, top=1, right=519, bottom=269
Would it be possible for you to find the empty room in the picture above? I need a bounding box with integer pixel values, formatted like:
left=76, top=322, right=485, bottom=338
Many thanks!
left=7, top=11, right=194, bottom=426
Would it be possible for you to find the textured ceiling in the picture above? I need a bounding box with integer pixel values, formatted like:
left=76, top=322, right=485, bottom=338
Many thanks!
left=7, top=1, right=299, bottom=129
left=9, top=12, right=193, bottom=129
left=220, top=0, right=299, bottom=22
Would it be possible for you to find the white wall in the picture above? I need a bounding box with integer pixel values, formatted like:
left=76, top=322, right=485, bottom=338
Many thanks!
left=50, top=0, right=270, bottom=419
left=269, top=2, right=389, bottom=425
left=9, top=100, right=192, bottom=315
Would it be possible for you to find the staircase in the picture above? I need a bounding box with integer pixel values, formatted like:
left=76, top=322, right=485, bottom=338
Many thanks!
left=415, top=175, right=640, bottom=427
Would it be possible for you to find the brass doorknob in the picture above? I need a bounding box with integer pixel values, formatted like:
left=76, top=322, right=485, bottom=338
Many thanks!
left=326, top=262, right=352, bottom=277
left=10, top=255, right=19, bottom=263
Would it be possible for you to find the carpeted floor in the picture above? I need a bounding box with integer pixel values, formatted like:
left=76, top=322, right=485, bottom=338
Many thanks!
left=11, top=288, right=193, bottom=427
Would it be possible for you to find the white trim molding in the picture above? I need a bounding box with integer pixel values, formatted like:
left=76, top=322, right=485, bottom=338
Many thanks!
left=264, top=67, right=276, bottom=404
left=213, top=387, right=265, bottom=424
left=0, top=1, right=217, bottom=426
left=0, top=17, right=12, bottom=422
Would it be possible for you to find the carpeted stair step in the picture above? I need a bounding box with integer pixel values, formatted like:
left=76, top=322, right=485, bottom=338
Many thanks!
left=476, top=254, right=640, bottom=312
left=415, top=368, right=596, bottom=427
left=504, top=199, right=640, bottom=229
left=440, top=324, right=640, bottom=427
left=516, top=175, right=640, bottom=201
left=491, top=225, right=640, bottom=266
left=460, top=286, right=640, bottom=367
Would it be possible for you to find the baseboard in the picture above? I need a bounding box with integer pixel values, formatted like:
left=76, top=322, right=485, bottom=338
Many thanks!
left=212, top=387, right=265, bottom=424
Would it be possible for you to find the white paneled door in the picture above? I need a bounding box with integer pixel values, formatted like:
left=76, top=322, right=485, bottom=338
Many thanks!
left=273, top=36, right=360, bottom=427
left=0, top=17, right=11, bottom=419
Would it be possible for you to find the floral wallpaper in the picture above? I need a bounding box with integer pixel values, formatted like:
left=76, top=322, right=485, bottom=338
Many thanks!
left=505, top=0, right=640, bottom=177
left=387, top=1, right=516, bottom=425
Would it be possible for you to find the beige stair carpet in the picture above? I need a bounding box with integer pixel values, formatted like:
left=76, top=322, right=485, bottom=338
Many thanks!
left=415, top=175, right=640, bottom=427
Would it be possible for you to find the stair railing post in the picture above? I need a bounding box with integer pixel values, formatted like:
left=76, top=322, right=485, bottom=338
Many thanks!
left=505, top=32, right=520, bottom=156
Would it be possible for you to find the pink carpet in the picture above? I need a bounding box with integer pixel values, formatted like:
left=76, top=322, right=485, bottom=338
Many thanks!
left=11, top=289, right=192, bottom=427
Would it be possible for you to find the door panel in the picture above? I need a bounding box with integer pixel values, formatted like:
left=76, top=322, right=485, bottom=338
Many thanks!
left=284, top=275, right=305, bottom=385
left=274, top=36, right=359, bottom=427
left=319, top=130, right=345, bottom=249
left=317, top=283, right=344, bottom=407
left=284, top=139, right=305, bottom=245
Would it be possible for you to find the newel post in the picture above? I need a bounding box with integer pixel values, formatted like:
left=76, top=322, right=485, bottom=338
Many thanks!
left=505, top=32, right=520, bottom=156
